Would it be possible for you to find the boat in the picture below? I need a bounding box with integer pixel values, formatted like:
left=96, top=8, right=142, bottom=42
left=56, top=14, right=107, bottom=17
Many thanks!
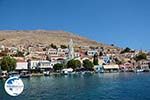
left=0, top=71, right=8, bottom=79
left=143, top=69, right=150, bottom=72
left=20, top=71, right=31, bottom=78
left=43, top=71, right=50, bottom=76
left=61, top=68, right=73, bottom=75
left=136, top=69, right=144, bottom=73
left=8, top=71, right=20, bottom=78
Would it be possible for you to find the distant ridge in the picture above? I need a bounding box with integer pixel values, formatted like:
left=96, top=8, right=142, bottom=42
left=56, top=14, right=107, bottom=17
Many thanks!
left=0, top=30, right=117, bottom=49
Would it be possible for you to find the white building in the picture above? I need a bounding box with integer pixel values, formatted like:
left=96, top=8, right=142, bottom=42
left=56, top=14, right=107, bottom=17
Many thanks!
left=38, top=60, right=58, bottom=69
left=28, top=60, right=60, bottom=69
left=87, top=50, right=98, bottom=56
left=16, top=62, right=28, bottom=70
left=103, top=64, right=119, bottom=72
left=0, top=45, right=5, bottom=52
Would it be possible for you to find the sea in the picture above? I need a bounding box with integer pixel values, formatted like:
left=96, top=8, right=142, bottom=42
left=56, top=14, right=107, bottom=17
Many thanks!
left=1, top=72, right=150, bottom=100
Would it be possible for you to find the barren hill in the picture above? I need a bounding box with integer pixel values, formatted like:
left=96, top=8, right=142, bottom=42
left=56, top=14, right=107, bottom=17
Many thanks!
left=0, top=30, right=115, bottom=49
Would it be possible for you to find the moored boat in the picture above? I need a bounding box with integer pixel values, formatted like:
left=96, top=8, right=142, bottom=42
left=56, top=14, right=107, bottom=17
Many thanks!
left=8, top=71, right=20, bottom=78
left=0, top=71, right=8, bottom=79
left=61, top=68, right=73, bottom=75
left=20, top=71, right=31, bottom=78
left=136, top=69, right=144, bottom=73
left=43, top=71, right=50, bottom=76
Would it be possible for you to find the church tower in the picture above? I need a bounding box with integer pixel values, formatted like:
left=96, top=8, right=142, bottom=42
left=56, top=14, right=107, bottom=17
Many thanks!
left=68, top=39, right=74, bottom=60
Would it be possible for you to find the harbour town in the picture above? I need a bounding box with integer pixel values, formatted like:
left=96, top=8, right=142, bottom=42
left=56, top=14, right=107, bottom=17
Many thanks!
left=1, top=0, right=150, bottom=99
left=0, top=39, right=150, bottom=79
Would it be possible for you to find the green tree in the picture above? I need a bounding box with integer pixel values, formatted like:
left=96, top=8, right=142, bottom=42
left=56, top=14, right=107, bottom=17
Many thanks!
left=74, top=60, right=81, bottom=68
left=15, top=50, right=24, bottom=57
left=111, top=44, right=114, bottom=46
left=93, top=53, right=99, bottom=65
left=83, top=59, right=94, bottom=70
left=134, top=51, right=147, bottom=61
left=0, top=56, right=16, bottom=72
left=114, top=57, right=122, bottom=65
left=120, top=47, right=131, bottom=54
left=50, top=43, right=57, bottom=49
left=60, top=45, right=67, bottom=49
left=53, top=63, right=63, bottom=71
left=67, top=59, right=81, bottom=69
left=99, top=51, right=103, bottom=56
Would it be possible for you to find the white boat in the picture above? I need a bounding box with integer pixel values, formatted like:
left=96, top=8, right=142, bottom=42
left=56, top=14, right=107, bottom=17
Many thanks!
left=8, top=71, right=20, bottom=78
left=0, top=71, right=8, bottom=79
left=20, top=71, right=31, bottom=78
left=61, top=68, right=73, bottom=75
left=43, top=71, right=50, bottom=76
left=136, top=69, right=144, bottom=73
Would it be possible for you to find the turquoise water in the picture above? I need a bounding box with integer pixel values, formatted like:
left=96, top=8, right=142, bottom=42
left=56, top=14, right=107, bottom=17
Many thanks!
left=1, top=73, right=150, bottom=100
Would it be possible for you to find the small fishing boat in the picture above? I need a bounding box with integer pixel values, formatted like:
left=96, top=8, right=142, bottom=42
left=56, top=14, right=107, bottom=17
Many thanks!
left=20, top=71, right=31, bottom=78
left=136, top=69, right=144, bottom=73
left=0, top=71, right=8, bottom=79
left=8, top=71, right=20, bottom=78
left=61, top=68, right=73, bottom=75
left=43, top=71, right=50, bottom=76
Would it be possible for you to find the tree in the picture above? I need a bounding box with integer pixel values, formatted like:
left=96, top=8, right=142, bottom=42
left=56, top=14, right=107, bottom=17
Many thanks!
left=93, top=53, right=99, bottom=65
left=0, top=56, right=16, bottom=72
left=111, top=44, right=114, bottom=46
left=83, top=59, right=94, bottom=70
left=53, top=63, right=63, bottom=71
left=27, top=59, right=31, bottom=70
left=74, top=60, right=81, bottom=68
left=67, top=59, right=81, bottom=69
left=99, top=51, right=103, bottom=56
left=134, top=51, right=147, bottom=61
left=50, top=43, right=57, bottom=49
left=60, top=45, right=67, bottom=49
left=67, top=59, right=74, bottom=68
left=15, top=50, right=24, bottom=57
left=120, top=47, right=131, bottom=54
left=114, top=57, right=122, bottom=65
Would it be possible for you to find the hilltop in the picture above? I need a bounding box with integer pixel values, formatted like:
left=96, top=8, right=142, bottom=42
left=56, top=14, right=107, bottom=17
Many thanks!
left=0, top=30, right=116, bottom=49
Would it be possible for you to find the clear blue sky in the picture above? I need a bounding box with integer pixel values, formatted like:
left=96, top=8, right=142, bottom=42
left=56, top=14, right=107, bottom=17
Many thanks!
left=0, top=0, right=150, bottom=50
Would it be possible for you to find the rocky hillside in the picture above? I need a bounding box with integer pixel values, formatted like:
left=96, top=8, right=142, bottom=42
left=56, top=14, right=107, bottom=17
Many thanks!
left=0, top=30, right=116, bottom=48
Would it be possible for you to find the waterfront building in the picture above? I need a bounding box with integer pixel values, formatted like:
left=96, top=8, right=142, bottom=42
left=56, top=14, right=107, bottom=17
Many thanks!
left=136, top=60, right=150, bottom=71
left=22, top=60, right=60, bottom=70
left=38, top=60, right=59, bottom=69
left=119, top=62, right=134, bottom=72
left=29, top=60, right=39, bottom=69
left=103, top=64, right=119, bottom=73
left=16, top=61, right=28, bottom=70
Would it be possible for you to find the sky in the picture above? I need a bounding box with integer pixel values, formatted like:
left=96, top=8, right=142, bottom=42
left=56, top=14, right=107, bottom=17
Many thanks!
left=0, top=0, right=150, bottom=50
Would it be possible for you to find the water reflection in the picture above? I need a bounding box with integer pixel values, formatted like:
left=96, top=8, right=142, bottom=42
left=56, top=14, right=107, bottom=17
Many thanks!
left=1, top=73, right=150, bottom=100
